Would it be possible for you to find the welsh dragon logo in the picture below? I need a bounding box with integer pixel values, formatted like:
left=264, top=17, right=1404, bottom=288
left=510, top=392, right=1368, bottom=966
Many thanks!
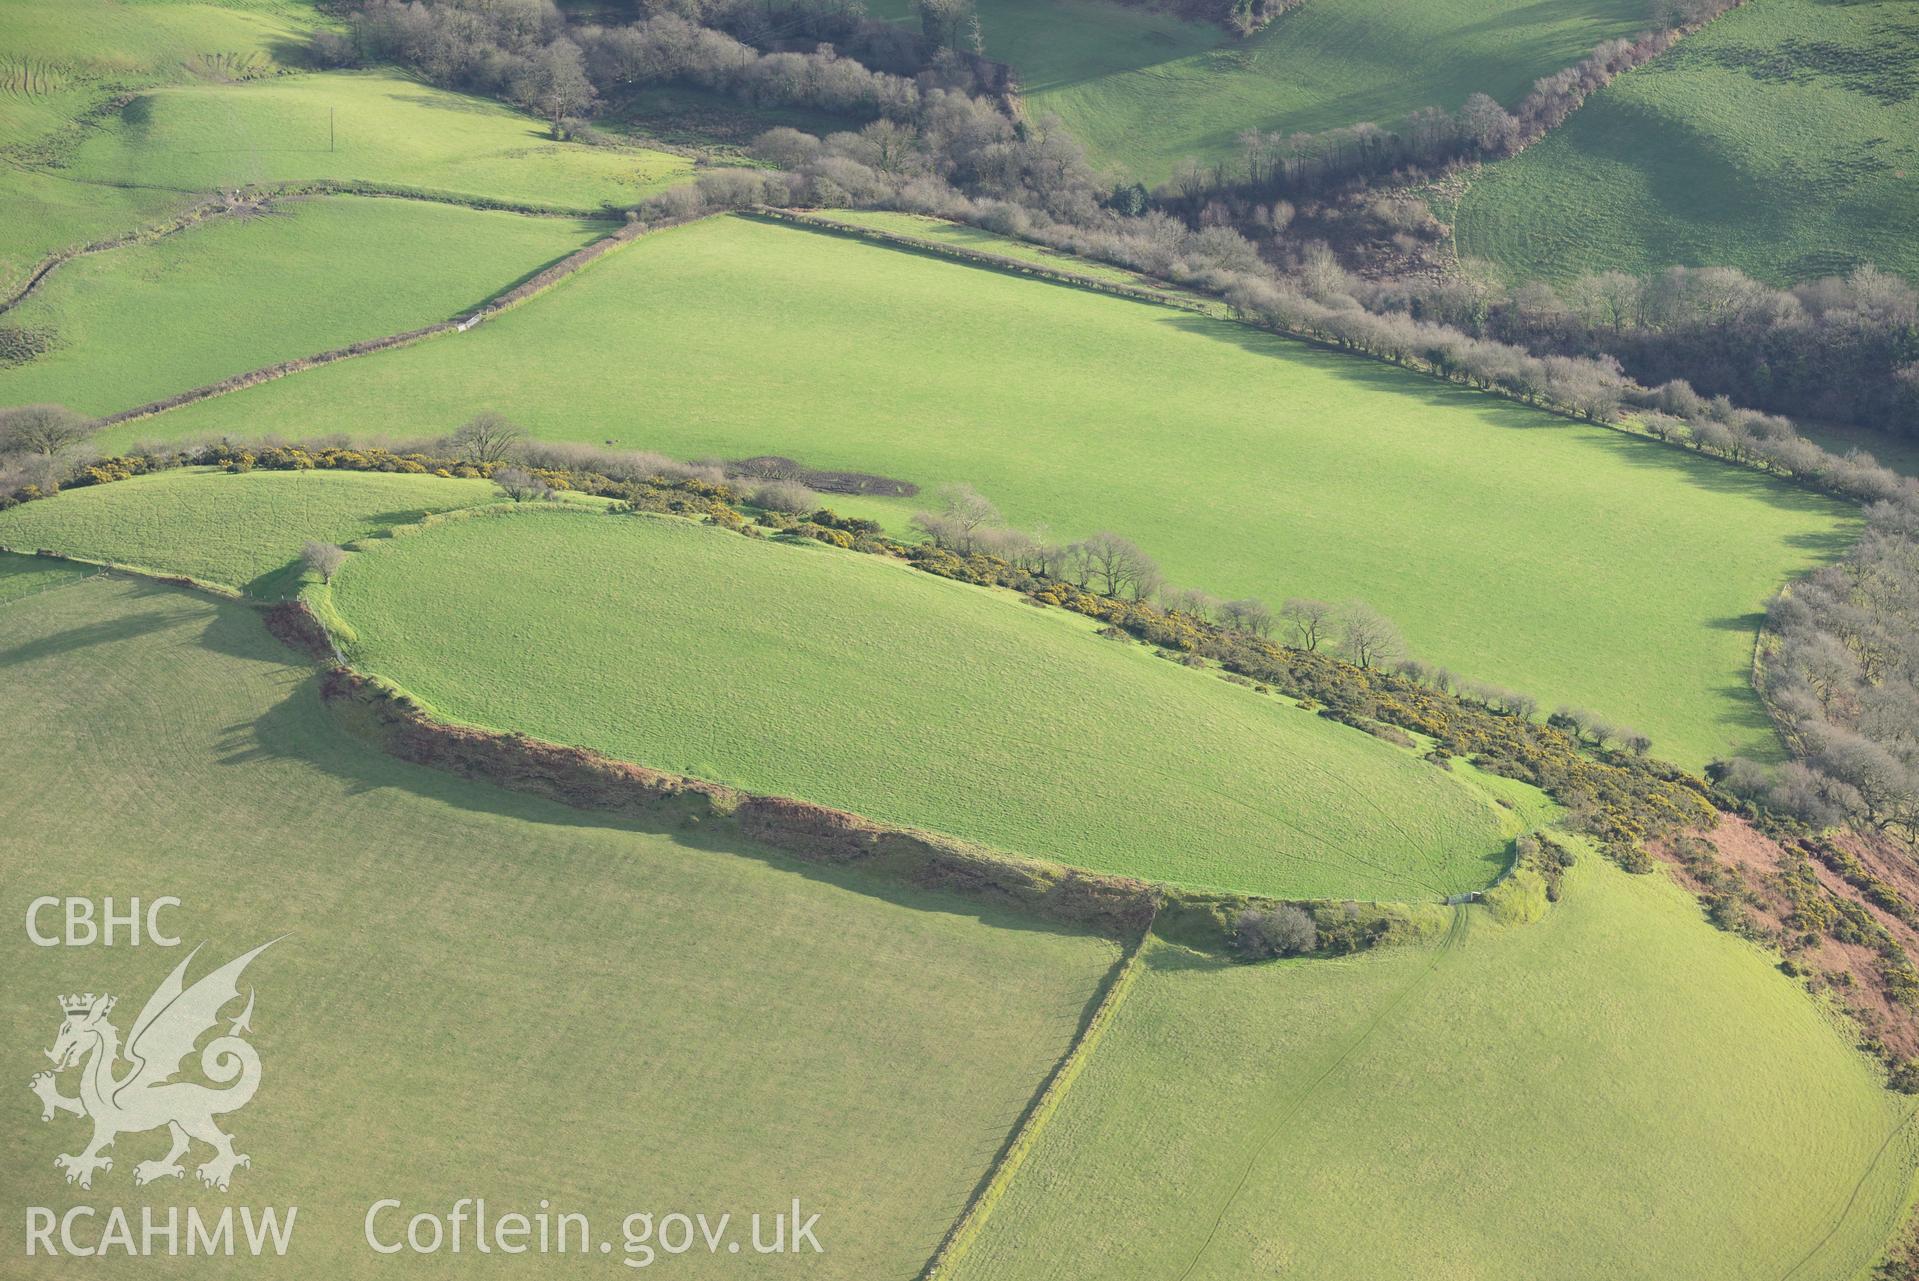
left=28, top=940, right=278, bottom=1191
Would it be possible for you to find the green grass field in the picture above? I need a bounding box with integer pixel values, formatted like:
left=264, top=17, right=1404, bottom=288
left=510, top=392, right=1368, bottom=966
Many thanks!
left=0, top=574, right=1122, bottom=1278
left=954, top=855, right=1919, bottom=1280
left=61, top=70, right=692, bottom=211
left=1456, top=0, right=1919, bottom=284
left=0, top=467, right=496, bottom=598
left=0, top=0, right=323, bottom=294
left=1, top=44, right=689, bottom=297
left=326, top=505, right=1513, bottom=900
left=0, top=549, right=93, bottom=605
left=0, top=0, right=314, bottom=150
left=864, top=0, right=1650, bottom=182
left=0, top=195, right=609, bottom=415
left=128, top=215, right=1856, bottom=768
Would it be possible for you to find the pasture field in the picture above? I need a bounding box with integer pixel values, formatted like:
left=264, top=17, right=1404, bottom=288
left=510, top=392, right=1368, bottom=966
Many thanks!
left=0, top=195, right=610, bottom=416
left=0, top=170, right=195, bottom=301
left=326, top=505, right=1514, bottom=901
left=1455, top=0, right=1919, bottom=284
left=0, top=550, right=93, bottom=606
left=0, top=467, right=495, bottom=598
left=1, top=49, right=688, bottom=297
left=0, top=0, right=313, bottom=149
left=0, top=0, right=322, bottom=294
left=953, top=855, right=1919, bottom=1280
left=133, top=215, right=1857, bottom=768
left=60, top=70, right=692, bottom=212
left=864, top=0, right=1650, bottom=182
left=0, top=574, right=1122, bottom=1278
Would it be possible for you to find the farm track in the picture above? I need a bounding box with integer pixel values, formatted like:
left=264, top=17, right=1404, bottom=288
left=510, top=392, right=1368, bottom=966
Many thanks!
left=1780, top=1103, right=1919, bottom=1280
left=1172, top=904, right=1471, bottom=1280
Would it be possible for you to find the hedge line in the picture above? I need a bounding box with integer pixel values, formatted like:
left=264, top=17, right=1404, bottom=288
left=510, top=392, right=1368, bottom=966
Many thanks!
left=3, top=194, right=240, bottom=315
left=752, top=208, right=1210, bottom=315
left=7, top=179, right=622, bottom=321
left=98, top=211, right=717, bottom=429
left=316, top=659, right=1160, bottom=934
left=920, top=929, right=1151, bottom=1280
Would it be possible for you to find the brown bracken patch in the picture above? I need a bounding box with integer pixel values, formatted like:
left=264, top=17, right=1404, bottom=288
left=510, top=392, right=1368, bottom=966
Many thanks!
left=1650, top=815, right=1919, bottom=1062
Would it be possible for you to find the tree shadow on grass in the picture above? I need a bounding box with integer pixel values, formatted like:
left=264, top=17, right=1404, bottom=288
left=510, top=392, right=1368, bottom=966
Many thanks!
left=0, top=577, right=197, bottom=667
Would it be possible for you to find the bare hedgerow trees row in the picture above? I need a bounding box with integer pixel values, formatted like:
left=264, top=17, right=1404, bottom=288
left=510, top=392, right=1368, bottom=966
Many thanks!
left=714, top=116, right=1914, bottom=507
left=1161, top=5, right=1739, bottom=204
left=1369, top=263, right=1919, bottom=443
left=0, top=405, right=97, bottom=502
left=916, top=482, right=1668, bottom=753
left=0, top=404, right=93, bottom=459
left=1721, top=500, right=1919, bottom=842
left=911, top=484, right=1416, bottom=671
left=312, top=0, right=1003, bottom=139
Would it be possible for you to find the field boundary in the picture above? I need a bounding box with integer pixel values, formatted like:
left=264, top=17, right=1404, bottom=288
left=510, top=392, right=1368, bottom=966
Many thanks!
left=4, top=177, right=638, bottom=319
left=2, top=191, right=241, bottom=315
left=0, top=536, right=1164, bottom=935
left=94, top=211, right=719, bottom=428
left=303, top=632, right=1164, bottom=935
left=275, top=568, right=1444, bottom=944
left=749, top=207, right=1217, bottom=316
left=758, top=208, right=1868, bottom=506
left=242, top=177, right=637, bottom=219
left=920, top=922, right=1153, bottom=1279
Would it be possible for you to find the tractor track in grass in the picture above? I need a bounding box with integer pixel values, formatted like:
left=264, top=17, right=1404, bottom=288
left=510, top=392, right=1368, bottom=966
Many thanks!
left=1172, top=904, right=1471, bottom=1281
left=1778, top=1101, right=1919, bottom=1281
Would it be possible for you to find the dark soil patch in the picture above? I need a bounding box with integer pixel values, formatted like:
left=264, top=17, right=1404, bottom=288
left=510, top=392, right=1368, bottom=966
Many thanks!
left=728, top=454, right=919, bottom=498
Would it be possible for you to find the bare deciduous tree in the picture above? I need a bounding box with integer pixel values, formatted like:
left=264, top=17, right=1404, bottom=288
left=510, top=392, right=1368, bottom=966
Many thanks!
left=301, top=541, right=348, bottom=584
left=1163, top=587, right=1219, bottom=621
left=1234, top=905, right=1317, bottom=959
left=514, top=38, right=597, bottom=139
left=1074, top=531, right=1158, bottom=599
left=0, top=404, right=95, bottom=458
left=913, top=483, right=1002, bottom=553
left=1281, top=597, right=1333, bottom=651
left=1336, top=600, right=1404, bottom=669
left=450, top=411, right=523, bottom=465
left=1219, top=598, right=1274, bottom=636
left=938, top=482, right=999, bottom=538
left=495, top=467, right=552, bottom=503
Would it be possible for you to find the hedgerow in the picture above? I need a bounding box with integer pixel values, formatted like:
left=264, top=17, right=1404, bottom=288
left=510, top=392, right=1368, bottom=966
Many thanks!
left=895, top=538, right=1719, bottom=871
left=5, top=435, right=1721, bottom=879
